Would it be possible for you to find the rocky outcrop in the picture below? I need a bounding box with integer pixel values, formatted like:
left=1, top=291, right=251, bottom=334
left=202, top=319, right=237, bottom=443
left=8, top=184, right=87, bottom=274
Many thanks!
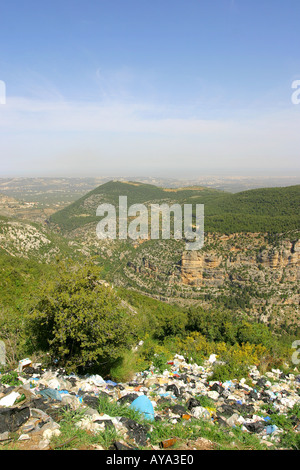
left=181, top=252, right=223, bottom=286
left=181, top=234, right=300, bottom=287
left=257, top=240, right=300, bottom=269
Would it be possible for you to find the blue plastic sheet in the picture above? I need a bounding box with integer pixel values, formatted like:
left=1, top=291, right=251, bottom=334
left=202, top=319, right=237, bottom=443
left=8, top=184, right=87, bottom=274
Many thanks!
left=105, top=380, right=118, bottom=386
left=266, top=425, right=278, bottom=434
left=263, top=416, right=271, bottom=422
left=129, top=395, right=155, bottom=421
left=39, top=388, right=62, bottom=401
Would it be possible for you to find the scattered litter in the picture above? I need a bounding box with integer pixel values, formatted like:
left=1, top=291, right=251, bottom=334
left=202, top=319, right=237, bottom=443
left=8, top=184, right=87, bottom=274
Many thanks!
left=0, top=355, right=299, bottom=450
left=208, top=354, right=217, bottom=364
left=160, top=438, right=177, bottom=448
left=17, top=359, right=32, bottom=373
left=0, top=391, right=21, bottom=407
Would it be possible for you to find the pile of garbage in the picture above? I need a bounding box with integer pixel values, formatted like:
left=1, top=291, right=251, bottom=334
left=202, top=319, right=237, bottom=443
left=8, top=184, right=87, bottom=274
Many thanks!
left=0, top=354, right=299, bottom=450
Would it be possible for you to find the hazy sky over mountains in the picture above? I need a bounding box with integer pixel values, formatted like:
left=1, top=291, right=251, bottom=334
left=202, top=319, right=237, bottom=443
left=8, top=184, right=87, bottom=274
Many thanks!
left=0, top=0, right=299, bottom=177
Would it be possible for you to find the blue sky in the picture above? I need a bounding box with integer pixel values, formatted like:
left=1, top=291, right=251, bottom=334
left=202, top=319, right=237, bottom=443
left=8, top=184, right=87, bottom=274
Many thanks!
left=0, top=0, right=299, bottom=177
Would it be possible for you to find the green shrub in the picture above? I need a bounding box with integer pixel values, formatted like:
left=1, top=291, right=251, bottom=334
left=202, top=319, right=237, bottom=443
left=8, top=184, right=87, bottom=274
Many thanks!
left=27, top=262, right=138, bottom=373
left=117, top=289, right=188, bottom=340
left=109, top=350, right=141, bottom=383
left=210, top=362, right=250, bottom=382
left=0, top=371, right=22, bottom=386
left=152, top=353, right=171, bottom=373
left=137, top=336, right=173, bottom=372
left=0, top=309, right=27, bottom=368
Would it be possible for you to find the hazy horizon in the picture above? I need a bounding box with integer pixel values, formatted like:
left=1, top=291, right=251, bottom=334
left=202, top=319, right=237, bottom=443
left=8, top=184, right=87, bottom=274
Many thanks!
left=1, top=173, right=300, bottom=178
left=1, top=171, right=300, bottom=180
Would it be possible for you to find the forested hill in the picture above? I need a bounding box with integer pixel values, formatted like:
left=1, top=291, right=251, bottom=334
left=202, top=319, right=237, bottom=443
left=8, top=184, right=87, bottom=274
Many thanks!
left=49, top=181, right=300, bottom=235
left=203, top=185, right=300, bottom=233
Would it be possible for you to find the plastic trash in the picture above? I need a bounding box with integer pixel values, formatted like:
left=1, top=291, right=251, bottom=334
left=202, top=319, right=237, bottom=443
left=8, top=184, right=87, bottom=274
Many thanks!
left=226, top=413, right=240, bottom=427
left=159, top=392, right=176, bottom=399
left=193, top=406, right=212, bottom=420
left=182, top=414, right=191, bottom=420
left=223, top=380, right=233, bottom=389
left=105, top=380, right=118, bottom=387
left=120, top=417, right=149, bottom=446
left=172, top=372, right=180, bottom=378
left=263, top=416, right=271, bottom=422
left=207, top=391, right=219, bottom=401
left=210, top=383, right=224, bottom=394
left=266, top=425, right=278, bottom=435
left=0, top=391, right=21, bottom=407
left=166, top=384, right=179, bottom=397
left=244, top=421, right=266, bottom=433
left=17, top=358, right=32, bottom=372
left=86, top=374, right=106, bottom=386
left=0, top=407, right=30, bottom=433
left=113, top=441, right=137, bottom=450
left=129, top=395, right=155, bottom=421
left=208, top=354, right=217, bottom=363
left=169, top=404, right=186, bottom=416
left=187, top=397, right=202, bottom=410
left=160, top=438, right=177, bottom=448
left=38, top=388, right=62, bottom=401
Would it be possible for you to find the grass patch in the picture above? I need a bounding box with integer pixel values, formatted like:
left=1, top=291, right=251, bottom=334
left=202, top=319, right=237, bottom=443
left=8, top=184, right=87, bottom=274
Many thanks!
left=97, top=395, right=145, bottom=422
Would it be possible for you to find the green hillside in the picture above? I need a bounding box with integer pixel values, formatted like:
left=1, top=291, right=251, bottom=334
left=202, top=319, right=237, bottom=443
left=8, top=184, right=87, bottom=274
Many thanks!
left=203, top=185, right=300, bottom=233
left=49, top=181, right=300, bottom=235
left=0, top=215, right=90, bottom=263
left=48, top=181, right=224, bottom=233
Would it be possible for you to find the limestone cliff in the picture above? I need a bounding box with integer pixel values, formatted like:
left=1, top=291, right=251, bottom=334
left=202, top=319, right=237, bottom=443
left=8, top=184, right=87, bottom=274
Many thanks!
left=181, top=236, right=300, bottom=287
left=122, top=232, right=300, bottom=329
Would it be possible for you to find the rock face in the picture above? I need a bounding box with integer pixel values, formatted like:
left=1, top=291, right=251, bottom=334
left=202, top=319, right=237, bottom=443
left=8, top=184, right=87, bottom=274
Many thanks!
left=181, top=237, right=300, bottom=287
left=123, top=232, right=300, bottom=329
left=257, top=240, right=300, bottom=269
left=181, top=251, right=223, bottom=286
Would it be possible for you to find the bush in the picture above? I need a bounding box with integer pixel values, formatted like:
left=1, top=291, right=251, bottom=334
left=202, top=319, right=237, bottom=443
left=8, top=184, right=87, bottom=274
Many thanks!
left=27, top=262, right=138, bottom=373
left=109, top=350, right=139, bottom=382
left=136, top=335, right=173, bottom=372
left=186, top=308, right=240, bottom=343
left=0, top=371, right=22, bottom=386
left=117, top=289, right=188, bottom=340
left=175, top=331, right=214, bottom=364
left=211, top=342, right=268, bottom=381
left=0, top=308, right=27, bottom=367
left=211, top=362, right=250, bottom=382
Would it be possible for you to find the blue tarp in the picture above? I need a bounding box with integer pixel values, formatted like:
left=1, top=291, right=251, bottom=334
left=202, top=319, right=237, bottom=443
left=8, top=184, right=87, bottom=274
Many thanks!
left=129, top=395, right=155, bottom=421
